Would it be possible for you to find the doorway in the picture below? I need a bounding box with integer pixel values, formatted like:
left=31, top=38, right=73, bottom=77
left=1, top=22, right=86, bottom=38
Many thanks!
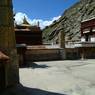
left=0, top=62, right=6, bottom=90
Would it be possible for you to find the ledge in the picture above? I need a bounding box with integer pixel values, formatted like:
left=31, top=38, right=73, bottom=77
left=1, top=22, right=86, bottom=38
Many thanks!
left=0, top=51, right=9, bottom=61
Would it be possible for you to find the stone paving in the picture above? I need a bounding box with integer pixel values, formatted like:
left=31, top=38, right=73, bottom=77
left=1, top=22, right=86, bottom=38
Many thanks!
left=1, top=59, right=95, bottom=95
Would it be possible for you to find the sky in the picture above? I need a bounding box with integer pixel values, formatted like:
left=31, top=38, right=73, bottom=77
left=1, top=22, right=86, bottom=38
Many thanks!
left=13, top=0, right=79, bottom=29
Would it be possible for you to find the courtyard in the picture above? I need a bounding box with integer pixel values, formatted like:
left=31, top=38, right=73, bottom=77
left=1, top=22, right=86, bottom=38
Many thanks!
left=2, top=59, right=95, bottom=95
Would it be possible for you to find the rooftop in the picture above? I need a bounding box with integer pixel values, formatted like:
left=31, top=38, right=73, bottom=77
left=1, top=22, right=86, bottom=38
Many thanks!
left=82, top=17, right=95, bottom=22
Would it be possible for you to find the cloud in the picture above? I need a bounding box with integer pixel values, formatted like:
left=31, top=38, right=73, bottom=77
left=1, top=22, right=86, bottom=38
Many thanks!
left=14, top=12, right=61, bottom=29
left=14, top=12, right=26, bottom=25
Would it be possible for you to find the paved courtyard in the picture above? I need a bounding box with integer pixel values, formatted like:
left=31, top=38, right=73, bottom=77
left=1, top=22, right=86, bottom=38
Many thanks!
left=2, top=59, right=95, bottom=95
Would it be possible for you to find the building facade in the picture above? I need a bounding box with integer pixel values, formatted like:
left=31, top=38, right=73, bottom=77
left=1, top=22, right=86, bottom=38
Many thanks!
left=65, top=18, right=95, bottom=59
left=81, top=18, right=95, bottom=42
left=15, top=23, right=42, bottom=45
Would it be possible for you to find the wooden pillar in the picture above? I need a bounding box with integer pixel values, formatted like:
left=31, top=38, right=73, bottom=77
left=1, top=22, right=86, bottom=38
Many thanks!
left=81, top=48, right=85, bottom=60
left=59, top=30, right=65, bottom=48
left=0, top=0, right=19, bottom=88
left=59, top=30, right=66, bottom=59
left=0, top=52, right=9, bottom=90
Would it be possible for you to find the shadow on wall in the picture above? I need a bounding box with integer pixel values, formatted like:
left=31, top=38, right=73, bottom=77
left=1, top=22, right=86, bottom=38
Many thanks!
left=20, top=62, right=50, bottom=69
left=1, top=84, right=67, bottom=95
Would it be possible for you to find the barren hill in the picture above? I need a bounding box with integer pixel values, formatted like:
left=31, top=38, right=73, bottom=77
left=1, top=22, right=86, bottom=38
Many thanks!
left=43, top=0, right=95, bottom=42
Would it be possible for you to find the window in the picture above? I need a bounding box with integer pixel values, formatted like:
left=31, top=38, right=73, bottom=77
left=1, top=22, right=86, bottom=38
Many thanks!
left=92, top=27, right=95, bottom=32
left=83, top=29, right=90, bottom=34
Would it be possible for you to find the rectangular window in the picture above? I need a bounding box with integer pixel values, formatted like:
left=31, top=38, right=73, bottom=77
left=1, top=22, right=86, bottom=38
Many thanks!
left=92, top=27, right=95, bottom=32
left=83, top=29, right=90, bottom=34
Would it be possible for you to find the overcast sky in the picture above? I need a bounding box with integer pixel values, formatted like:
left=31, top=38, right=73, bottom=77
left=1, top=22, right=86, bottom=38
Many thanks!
left=13, top=0, right=79, bottom=29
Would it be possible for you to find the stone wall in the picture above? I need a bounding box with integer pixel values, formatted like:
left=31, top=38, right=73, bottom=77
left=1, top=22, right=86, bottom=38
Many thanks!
left=25, top=48, right=64, bottom=62
left=66, top=47, right=95, bottom=60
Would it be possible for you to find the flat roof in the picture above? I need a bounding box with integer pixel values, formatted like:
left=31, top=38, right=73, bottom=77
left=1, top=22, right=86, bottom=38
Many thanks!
left=82, top=17, right=95, bottom=22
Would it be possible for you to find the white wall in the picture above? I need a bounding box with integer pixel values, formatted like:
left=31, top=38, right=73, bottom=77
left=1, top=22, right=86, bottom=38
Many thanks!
left=91, top=37, right=95, bottom=42
left=81, top=37, right=85, bottom=42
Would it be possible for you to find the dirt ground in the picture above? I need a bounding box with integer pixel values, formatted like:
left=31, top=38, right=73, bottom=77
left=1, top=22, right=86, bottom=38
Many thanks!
left=1, top=59, right=95, bottom=95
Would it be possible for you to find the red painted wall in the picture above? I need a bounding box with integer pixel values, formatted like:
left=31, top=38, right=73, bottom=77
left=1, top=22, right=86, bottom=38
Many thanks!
left=15, top=27, right=42, bottom=45
left=81, top=18, right=95, bottom=36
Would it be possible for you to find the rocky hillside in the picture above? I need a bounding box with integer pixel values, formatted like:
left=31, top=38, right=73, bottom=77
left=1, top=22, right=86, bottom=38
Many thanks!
left=43, top=0, right=95, bottom=42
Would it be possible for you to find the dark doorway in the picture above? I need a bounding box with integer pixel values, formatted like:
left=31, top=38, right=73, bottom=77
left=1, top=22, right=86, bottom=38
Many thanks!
left=85, top=33, right=90, bottom=41
left=0, top=62, right=6, bottom=90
